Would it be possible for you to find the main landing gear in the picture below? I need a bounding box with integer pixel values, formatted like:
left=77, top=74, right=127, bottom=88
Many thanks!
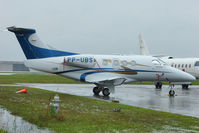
left=182, top=84, right=189, bottom=89
left=93, top=87, right=110, bottom=96
left=155, top=82, right=162, bottom=89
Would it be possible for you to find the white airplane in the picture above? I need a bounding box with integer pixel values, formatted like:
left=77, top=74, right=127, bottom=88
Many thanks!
left=7, top=26, right=195, bottom=97
left=139, top=34, right=199, bottom=89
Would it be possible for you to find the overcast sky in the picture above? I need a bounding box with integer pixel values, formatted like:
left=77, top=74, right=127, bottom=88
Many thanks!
left=0, top=0, right=199, bottom=61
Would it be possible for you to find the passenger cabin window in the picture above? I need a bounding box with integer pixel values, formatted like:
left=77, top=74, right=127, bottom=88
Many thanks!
left=175, top=64, right=177, bottom=68
left=185, top=64, right=187, bottom=68
left=131, top=60, right=136, bottom=66
left=194, top=61, right=199, bottom=66
left=171, top=64, right=173, bottom=67
left=178, top=64, right=180, bottom=68
left=182, top=64, right=184, bottom=68
left=189, top=64, right=191, bottom=68
left=102, top=60, right=108, bottom=66
left=113, top=60, right=119, bottom=67
left=121, top=60, right=127, bottom=66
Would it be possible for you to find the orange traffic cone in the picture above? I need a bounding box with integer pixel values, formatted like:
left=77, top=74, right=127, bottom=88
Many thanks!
left=16, top=88, right=27, bottom=93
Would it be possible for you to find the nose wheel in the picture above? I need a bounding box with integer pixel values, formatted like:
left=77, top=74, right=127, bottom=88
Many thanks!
left=169, top=90, right=175, bottom=96
left=169, top=84, right=175, bottom=97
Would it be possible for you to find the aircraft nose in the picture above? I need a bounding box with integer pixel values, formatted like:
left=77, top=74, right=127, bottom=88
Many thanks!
left=179, top=71, right=196, bottom=82
left=185, top=72, right=196, bottom=81
left=169, top=67, right=196, bottom=82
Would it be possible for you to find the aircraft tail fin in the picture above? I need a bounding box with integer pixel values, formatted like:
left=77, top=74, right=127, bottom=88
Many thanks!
left=7, top=26, right=77, bottom=59
left=138, top=34, right=150, bottom=55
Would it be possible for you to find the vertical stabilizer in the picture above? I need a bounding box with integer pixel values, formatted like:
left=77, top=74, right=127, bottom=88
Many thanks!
left=139, top=34, right=150, bottom=55
left=7, top=26, right=78, bottom=59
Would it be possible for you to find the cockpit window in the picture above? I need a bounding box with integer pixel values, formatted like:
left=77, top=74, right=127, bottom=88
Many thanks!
left=158, top=59, right=167, bottom=65
left=152, top=59, right=167, bottom=66
left=152, top=60, right=161, bottom=65
left=194, top=61, right=199, bottom=66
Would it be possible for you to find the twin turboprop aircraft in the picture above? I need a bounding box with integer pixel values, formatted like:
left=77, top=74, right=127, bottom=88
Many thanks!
left=7, top=26, right=195, bottom=96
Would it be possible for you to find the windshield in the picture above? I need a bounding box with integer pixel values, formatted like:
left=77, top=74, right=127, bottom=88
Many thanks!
left=158, top=58, right=167, bottom=65
left=152, top=59, right=167, bottom=66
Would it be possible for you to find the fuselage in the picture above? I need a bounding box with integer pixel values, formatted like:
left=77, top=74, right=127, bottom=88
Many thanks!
left=24, top=54, right=195, bottom=84
left=7, top=26, right=196, bottom=96
left=162, top=57, right=199, bottom=79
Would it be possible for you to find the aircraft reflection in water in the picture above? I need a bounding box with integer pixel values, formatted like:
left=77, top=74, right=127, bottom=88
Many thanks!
left=7, top=26, right=195, bottom=97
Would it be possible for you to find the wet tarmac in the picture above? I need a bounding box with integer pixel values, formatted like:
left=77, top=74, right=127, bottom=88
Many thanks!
left=19, top=83, right=199, bottom=118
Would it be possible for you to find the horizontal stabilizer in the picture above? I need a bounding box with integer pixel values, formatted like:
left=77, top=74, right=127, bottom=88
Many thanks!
left=8, top=26, right=35, bottom=34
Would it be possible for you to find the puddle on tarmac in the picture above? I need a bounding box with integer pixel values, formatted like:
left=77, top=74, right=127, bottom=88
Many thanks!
left=0, top=106, right=52, bottom=133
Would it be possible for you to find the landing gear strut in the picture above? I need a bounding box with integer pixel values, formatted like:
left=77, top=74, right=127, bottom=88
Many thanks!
left=155, top=82, right=162, bottom=89
left=169, top=84, right=175, bottom=96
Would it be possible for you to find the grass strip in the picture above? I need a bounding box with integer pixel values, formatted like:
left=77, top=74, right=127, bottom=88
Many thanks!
left=0, top=73, right=82, bottom=84
left=0, top=86, right=199, bottom=133
left=0, top=128, right=8, bottom=133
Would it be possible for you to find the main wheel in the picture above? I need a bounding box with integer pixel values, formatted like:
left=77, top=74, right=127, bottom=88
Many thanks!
left=186, top=85, right=189, bottom=89
left=102, top=88, right=110, bottom=96
left=93, top=87, right=101, bottom=95
left=155, top=82, right=162, bottom=89
left=169, top=90, right=175, bottom=96
left=182, top=84, right=189, bottom=89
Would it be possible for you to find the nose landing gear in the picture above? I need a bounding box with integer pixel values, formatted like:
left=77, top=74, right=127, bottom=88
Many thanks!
left=169, top=84, right=175, bottom=97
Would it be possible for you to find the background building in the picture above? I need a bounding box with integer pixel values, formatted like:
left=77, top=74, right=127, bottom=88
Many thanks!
left=0, top=61, right=29, bottom=72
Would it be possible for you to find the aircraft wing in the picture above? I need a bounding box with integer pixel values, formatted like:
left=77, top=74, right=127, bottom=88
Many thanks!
left=83, top=72, right=127, bottom=86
